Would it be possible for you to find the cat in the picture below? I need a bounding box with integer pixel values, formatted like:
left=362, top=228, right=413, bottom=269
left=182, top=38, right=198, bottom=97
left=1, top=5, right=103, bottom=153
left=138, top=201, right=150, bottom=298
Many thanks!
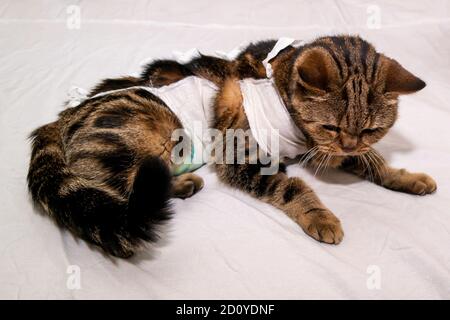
left=27, top=35, right=436, bottom=258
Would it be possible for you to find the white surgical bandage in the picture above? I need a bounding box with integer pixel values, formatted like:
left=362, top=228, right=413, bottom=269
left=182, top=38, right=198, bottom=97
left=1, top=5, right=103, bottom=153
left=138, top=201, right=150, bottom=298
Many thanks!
left=239, top=78, right=307, bottom=158
left=69, top=38, right=307, bottom=174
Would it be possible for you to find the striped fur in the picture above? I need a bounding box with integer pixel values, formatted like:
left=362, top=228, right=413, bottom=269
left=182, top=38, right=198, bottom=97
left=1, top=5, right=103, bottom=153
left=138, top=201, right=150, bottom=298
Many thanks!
left=141, top=35, right=434, bottom=244
left=28, top=35, right=434, bottom=257
left=28, top=88, right=189, bottom=258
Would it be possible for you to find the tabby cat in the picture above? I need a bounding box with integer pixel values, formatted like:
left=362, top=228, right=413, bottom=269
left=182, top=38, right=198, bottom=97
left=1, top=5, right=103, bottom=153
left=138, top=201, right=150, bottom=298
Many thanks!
left=28, top=35, right=436, bottom=258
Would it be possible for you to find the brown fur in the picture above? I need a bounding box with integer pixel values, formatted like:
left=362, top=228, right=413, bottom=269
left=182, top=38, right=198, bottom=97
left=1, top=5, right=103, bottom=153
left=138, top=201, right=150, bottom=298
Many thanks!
left=28, top=35, right=435, bottom=257
left=28, top=87, right=201, bottom=257
left=140, top=35, right=433, bottom=245
left=172, top=173, right=204, bottom=199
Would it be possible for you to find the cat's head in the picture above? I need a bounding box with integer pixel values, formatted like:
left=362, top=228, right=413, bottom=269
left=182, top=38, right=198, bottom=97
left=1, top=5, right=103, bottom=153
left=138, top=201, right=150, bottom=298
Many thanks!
left=288, top=35, right=425, bottom=158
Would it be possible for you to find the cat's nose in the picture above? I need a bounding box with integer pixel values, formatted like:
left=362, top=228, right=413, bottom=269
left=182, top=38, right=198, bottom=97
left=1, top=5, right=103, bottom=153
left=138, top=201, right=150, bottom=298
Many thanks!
left=341, top=146, right=357, bottom=153
left=340, top=133, right=358, bottom=153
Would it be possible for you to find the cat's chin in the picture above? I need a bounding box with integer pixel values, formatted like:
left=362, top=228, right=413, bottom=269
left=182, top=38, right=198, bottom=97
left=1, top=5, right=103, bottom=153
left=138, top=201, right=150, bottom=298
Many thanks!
left=310, top=154, right=346, bottom=168
left=310, top=149, right=369, bottom=168
left=317, top=151, right=370, bottom=168
left=327, top=156, right=346, bottom=168
left=330, top=152, right=361, bottom=157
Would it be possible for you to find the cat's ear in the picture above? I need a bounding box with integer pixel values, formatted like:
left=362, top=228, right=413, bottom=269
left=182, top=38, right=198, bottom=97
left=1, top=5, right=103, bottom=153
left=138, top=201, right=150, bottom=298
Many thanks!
left=295, top=47, right=340, bottom=94
left=380, top=55, right=426, bottom=94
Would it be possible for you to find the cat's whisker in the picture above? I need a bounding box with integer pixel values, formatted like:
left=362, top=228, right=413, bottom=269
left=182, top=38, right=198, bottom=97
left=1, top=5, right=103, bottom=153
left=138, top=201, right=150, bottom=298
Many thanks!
left=314, top=152, right=327, bottom=177
left=306, top=148, right=319, bottom=165
left=369, top=149, right=386, bottom=171
left=360, top=153, right=374, bottom=182
left=366, top=154, right=375, bottom=183
left=304, top=146, right=319, bottom=160
left=359, top=154, right=369, bottom=182
left=298, top=150, right=312, bottom=166
left=365, top=152, right=379, bottom=182
left=321, top=153, right=332, bottom=176
left=304, top=151, right=319, bottom=168
left=320, top=152, right=330, bottom=175
left=298, top=149, right=310, bottom=166
left=366, top=150, right=386, bottom=182
left=298, top=146, right=319, bottom=168
left=312, top=153, right=322, bottom=176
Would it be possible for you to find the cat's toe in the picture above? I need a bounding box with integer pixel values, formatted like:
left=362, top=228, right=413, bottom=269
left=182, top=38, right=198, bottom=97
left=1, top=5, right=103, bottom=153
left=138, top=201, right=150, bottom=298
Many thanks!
left=304, top=209, right=344, bottom=244
left=405, top=173, right=436, bottom=195
left=414, top=173, right=436, bottom=195
left=173, top=180, right=196, bottom=199
left=171, top=173, right=205, bottom=199
left=191, top=175, right=204, bottom=192
left=383, top=170, right=437, bottom=195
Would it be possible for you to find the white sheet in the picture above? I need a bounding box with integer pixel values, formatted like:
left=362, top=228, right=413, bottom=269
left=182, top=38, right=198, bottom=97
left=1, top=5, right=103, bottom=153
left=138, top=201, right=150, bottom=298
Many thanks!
left=0, top=0, right=449, bottom=299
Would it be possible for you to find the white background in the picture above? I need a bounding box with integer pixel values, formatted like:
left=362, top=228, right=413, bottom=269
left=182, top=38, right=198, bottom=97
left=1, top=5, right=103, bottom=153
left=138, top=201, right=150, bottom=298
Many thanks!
left=0, top=0, right=449, bottom=299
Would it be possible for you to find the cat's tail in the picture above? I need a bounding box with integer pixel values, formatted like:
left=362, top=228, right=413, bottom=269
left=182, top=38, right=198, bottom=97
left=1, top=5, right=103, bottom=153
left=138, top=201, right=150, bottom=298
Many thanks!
left=141, top=55, right=233, bottom=87
left=27, top=121, right=172, bottom=258
left=140, top=40, right=280, bottom=87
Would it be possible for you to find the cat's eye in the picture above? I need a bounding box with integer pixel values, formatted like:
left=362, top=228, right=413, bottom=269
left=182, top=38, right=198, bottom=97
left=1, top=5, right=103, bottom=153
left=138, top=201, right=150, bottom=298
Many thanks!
left=361, top=127, right=380, bottom=135
left=322, top=124, right=341, bottom=133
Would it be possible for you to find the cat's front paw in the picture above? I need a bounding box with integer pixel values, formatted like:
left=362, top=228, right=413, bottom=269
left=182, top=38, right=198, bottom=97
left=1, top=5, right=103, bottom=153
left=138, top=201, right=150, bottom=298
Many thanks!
left=383, top=169, right=437, bottom=195
left=407, top=173, right=437, bottom=195
left=302, top=209, right=344, bottom=244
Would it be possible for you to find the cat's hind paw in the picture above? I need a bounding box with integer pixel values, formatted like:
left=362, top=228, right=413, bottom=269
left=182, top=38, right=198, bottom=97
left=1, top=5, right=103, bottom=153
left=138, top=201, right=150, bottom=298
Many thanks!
left=171, top=173, right=204, bottom=199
